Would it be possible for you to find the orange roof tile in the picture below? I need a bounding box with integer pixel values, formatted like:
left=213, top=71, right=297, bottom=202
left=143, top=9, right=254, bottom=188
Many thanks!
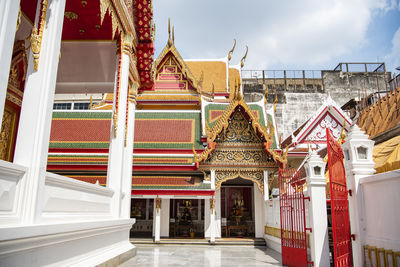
left=185, top=61, right=227, bottom=93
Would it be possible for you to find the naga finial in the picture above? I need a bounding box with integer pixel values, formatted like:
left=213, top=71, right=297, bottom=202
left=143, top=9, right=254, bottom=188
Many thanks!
left=339, top=118, right=347, bottom=145
left=198, top=71, right=204, bottom=88
left=167, top=18, right=173, bottom=47
left=235, top=78, right=242, bottom=100
left=240, top=45, right=248, bottom=68
left=228, top=39, right=236, bottom=61
left=273, top=89, right=278, bottom=113
left=264, top=87, right=269, bottom=104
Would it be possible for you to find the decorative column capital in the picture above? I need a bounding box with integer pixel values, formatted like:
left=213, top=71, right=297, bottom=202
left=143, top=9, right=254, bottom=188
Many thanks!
left=342, top=124, right=375, bottom=175
left=305, top=150, right=327, bottom=187
left=210, top=197, right=215, bottom=214
left=155, top=197, right=161, bottom=213
left=128, top=80, right=138, bottom=103
left=121, top=33, right=133, bottom=55
left=30, top=0, right=49, bottom=71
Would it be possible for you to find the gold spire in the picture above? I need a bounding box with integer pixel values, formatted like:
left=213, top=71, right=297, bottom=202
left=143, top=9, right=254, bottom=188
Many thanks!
left=172, top=26, right=175, bottom=44
left=228, top=39, right=236, bottom=61
left=240, top=46, right=248, bottom=68
left=167, top=18, right=173, bottom=47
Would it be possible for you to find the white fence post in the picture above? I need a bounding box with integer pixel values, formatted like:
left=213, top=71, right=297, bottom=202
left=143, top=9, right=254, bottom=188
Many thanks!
left=305, top=150, right=330, bottom=267
left=342, top=124, right=375, bottom=266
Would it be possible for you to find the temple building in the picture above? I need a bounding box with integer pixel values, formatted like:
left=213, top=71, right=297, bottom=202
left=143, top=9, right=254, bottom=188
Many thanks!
left=1, top=0, right=399, bottom=266
left=47, top=27, right=287, bottom=241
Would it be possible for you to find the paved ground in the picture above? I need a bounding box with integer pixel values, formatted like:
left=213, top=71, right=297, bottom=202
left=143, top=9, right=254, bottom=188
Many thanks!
left=120, top=245, right=282, bottom=267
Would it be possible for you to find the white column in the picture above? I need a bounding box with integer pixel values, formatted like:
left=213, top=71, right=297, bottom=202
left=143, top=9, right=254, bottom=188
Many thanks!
left=154, top=198, right=161, bottom=242
left=0, top=0, right=21, bottom=121
left=204, top=197, right=211, bottom=238
left=342, top=124, right=375, bottom=267
left=209, top=197, right=216, bottom=244
left=263, top=170, right=269, bottom=201
left=106, top=49, right=130, bottom=218
left=13, top=0, right=66, bottom=224
left=305, top=150, right=330, bottom=267
left=215, top=189, right=221, bottom=238
left=120, top=83, right=137, bottom=218
left=254, top=183, right=265, bottom=238
left=210, top=170, right=215, bottom=190
left=160, top=198, right=169, bottom=237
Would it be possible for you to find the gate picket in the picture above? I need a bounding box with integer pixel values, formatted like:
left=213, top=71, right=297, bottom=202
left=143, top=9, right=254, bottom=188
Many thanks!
left=326, top=128, right=353, bottom=267
left=279, top=168, right=308, bottom=267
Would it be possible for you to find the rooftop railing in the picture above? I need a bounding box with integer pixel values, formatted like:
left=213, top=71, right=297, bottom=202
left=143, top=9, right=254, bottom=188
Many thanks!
left=333, top=62, right=386, bottom=73
left=241, top=70, right=322, bottom=80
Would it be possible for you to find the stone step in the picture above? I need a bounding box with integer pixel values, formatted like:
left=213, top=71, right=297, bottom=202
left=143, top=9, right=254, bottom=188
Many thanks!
left=130, top=238, right=266, bottom=246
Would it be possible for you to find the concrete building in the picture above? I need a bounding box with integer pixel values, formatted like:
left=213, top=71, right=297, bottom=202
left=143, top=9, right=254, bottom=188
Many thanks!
left=242, top=63, right=391, bottom=139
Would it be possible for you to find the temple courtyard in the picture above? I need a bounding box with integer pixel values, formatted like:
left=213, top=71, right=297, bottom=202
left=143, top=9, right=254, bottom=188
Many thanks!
left=119, top=245, right=282, bottom=267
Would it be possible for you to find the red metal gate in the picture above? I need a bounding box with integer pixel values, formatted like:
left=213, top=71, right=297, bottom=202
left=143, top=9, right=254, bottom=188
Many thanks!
left=326, top=128, right=353, bottom=267
left=279, top=168, right=309, bottom=267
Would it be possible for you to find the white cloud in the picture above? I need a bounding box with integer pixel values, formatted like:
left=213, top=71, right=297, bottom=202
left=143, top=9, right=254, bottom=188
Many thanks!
left=153, top=0, right=397, bottom=69
left=385, top=26, right=400, bottom=72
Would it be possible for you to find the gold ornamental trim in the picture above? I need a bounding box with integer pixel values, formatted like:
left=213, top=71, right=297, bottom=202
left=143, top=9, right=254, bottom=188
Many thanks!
left=214, top=169, right=264, bottom=193
left=111, top=0, right=138, bottom=45
left=265, top=226, right=281, bottom=239
left=121, top=33, right=133, bottom=55
left=99, top=0, right=138, bottom=46
left=30, top=0, right=48, bottom=71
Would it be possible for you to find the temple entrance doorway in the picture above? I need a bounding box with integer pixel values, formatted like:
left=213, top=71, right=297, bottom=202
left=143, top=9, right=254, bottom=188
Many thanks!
left=220, top=177, right=255, bottom=238
left=130, top=198, right=154, bottom=238
left=169, top=199, right=205, bottom=238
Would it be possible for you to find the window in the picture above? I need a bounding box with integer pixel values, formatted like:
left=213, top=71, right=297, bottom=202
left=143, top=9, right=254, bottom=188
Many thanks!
left=73, top=102, right=90, bottom=110
left=53, top=103, right=72, bottom=110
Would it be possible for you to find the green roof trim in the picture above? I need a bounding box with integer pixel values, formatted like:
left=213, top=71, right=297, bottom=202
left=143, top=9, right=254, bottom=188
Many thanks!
left=52, top=111, right=112, bottom=119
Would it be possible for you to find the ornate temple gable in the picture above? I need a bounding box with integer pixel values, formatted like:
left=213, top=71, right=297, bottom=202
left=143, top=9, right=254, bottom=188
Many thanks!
left=215, top=110, right=263, bottom=145
left=136, top=41, right=201, bottom=104
left=194, top=88, right=287, bottom=165
left=153, top=54, right=197, bottom=92
left=198, top=109, right=277, bottom=194
left=152, top=41, right=200, bottom=93
left=201, top=109, right=277, bottom=170
left=295, top=96, right=351, bottom=145
left=304, top=112, right=343, bottom=143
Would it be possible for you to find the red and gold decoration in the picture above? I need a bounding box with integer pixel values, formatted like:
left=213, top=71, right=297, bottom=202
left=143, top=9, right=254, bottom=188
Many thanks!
left=135, top=0, right=155, bottom=90
left=155, top=197, right=161, bottom=213
left=30, top=0, right=48, bottom=70
left=1, top=41, right=27, bottom=161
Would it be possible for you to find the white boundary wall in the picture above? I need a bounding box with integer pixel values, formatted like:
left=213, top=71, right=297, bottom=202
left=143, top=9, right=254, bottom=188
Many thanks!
left=359, top=170, right=400, bottom=251
left=264, top=198, right=281, bottom=253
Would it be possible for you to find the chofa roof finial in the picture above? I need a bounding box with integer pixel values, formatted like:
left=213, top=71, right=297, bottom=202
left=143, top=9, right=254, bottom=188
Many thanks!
left=167, top=18, right=173, bottom=47
left=228, top=39, right=236, bottom=61
left=240, top=45, right=248, bottom=68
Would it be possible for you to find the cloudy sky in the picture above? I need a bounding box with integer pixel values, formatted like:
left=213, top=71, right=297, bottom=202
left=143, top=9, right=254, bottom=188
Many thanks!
left=153, top=0, right=400, bottom=74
